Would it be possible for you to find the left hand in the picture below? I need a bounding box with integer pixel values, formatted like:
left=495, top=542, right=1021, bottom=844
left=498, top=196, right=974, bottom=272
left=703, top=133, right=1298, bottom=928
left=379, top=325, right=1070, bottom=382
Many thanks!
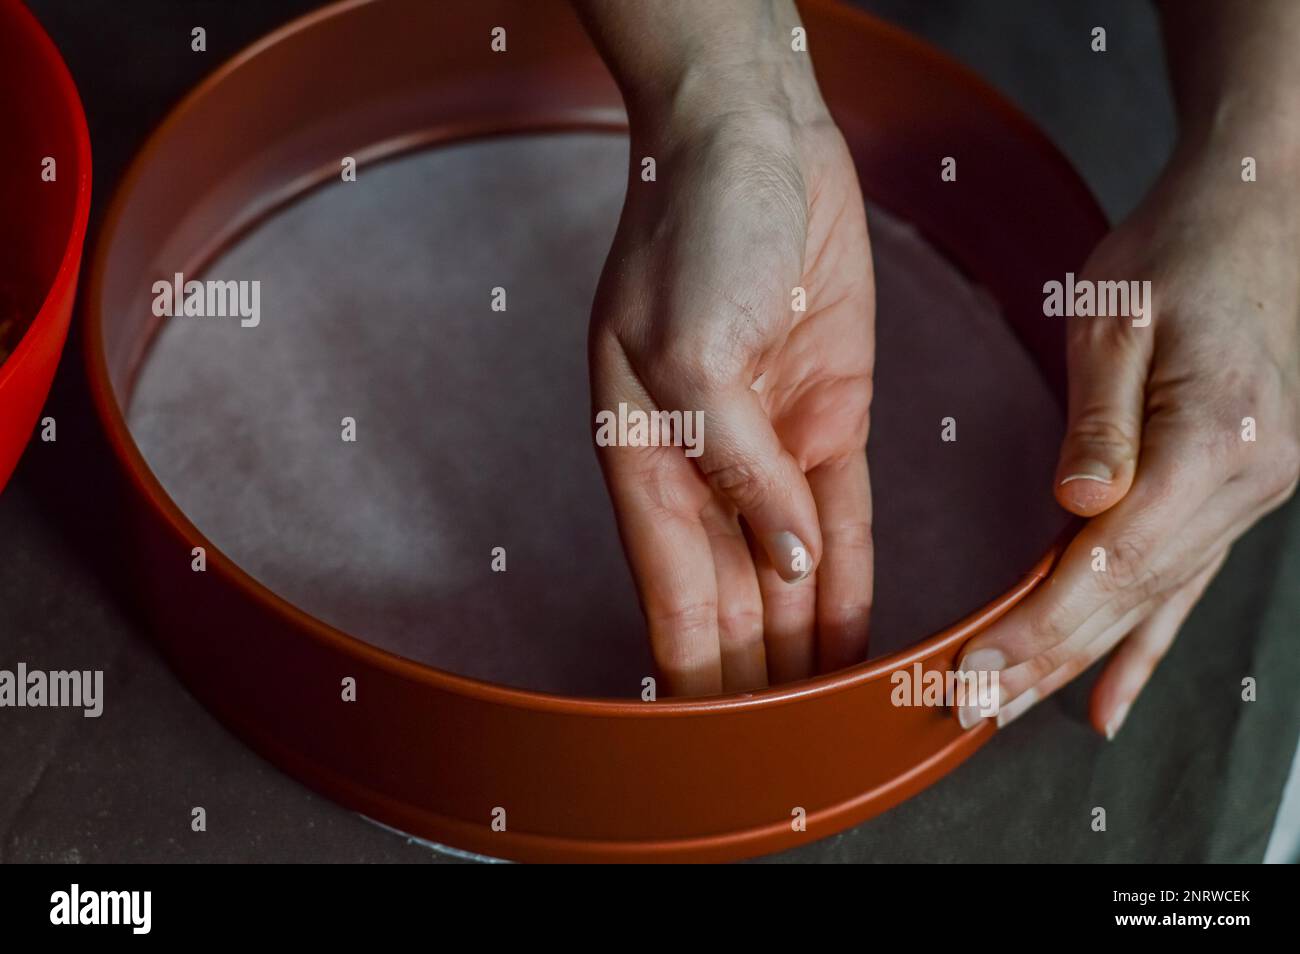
left=957, top=141, right=1300, bottom=737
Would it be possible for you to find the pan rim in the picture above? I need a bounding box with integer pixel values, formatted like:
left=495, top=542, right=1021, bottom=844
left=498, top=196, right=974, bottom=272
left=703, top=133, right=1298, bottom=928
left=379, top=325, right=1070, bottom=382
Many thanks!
left=82, top=0, right=1090, bottom=717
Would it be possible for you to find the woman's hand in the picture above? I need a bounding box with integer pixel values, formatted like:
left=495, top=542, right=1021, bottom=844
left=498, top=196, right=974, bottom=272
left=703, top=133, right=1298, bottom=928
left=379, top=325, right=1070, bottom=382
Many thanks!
left=589, top=74, right=875, bottom=696
left=958, top=139, right=1300, bottom=735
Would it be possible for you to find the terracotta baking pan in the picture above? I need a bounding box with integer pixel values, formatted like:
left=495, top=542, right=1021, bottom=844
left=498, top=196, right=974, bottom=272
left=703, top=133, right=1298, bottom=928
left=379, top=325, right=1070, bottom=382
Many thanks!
left=0, top=0, right=92, bottom=493
left=85, top=0, right=1106, bottom=862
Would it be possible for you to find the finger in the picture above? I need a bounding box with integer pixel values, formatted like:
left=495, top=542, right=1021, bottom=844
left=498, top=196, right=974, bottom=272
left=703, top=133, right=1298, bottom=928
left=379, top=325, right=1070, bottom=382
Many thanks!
left=600, top=440, right=721, bottom=696
left=1089, top=548, right=1227, bottom=739
left=700, top=498, right=768, bottom=691
left=978, top=544, right=1227, bottom=730
left=672, top=384, right=823, bottom=584
left=808, top=452, right=873, bottom=672
left=1055, top=316, right=1151, bottom=516
left=592, top=340, right=723, bottom=695
left=957, top=422, right=1232, bottom=708
left=992, top=600, right=1152, bottom=729
left=750, top=522, right=818, bottom=683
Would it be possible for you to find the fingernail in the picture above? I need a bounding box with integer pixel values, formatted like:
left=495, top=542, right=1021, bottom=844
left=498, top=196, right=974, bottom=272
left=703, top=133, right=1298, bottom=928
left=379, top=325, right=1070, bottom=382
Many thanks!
left=1060, top=464, right=1113, bottom=486
left=1104, top=700, right=1131, bottom=740
left=957, top=648, right=1006, bottom=729
left=996, top=687, right=1039, bottom=728
left=771, top=531, right=811, bottom=583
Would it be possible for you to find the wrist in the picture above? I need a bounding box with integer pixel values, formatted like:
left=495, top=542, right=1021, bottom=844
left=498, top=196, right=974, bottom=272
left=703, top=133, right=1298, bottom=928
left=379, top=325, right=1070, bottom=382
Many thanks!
left=584, top=0, right=829, bottom=140
left=575, top=0, right=830, bottom=146
left=1147, top=139, right=1300, bottom=345
left=1173, top=103, right=1300, bottom=183
left=620, top=55, right=831, bottom=156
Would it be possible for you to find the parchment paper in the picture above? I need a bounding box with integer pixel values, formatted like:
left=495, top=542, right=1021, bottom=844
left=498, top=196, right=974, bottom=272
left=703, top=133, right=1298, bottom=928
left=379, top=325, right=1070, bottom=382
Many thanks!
left=128, top=133, right=1067, bottom=697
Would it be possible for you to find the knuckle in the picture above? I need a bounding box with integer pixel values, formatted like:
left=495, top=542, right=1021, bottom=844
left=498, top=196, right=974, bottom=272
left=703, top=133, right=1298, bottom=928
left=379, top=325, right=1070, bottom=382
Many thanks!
left=824, top=518, right=873, bottom=556
left=1026, top=605, right=1070, bottom=653
left=648, top=340, right=721, bottom=396
left=649, top=599, right=716, bottom=635
left=647, top=602, right=717, bottom=676
left=643, top=315, right=758, bottom=396
left=1068, top=411, right=1139, bottom=462
left=762, top=581, right=815, bottom=618
left=1100, top=531, right=1161, bottom=601
left=705, top=459, right=777, bottom=513
left=818, top=598, right=871, bottom=631
left=1020, top=650, right=1063, bottom=686
left=1134, top=458, right=1180, bottom=506
left=629, top=451, right=709, bottom=516
left=717, top=606, right=764, bottom=652
left=1079, top=324, right=1151, bottom=379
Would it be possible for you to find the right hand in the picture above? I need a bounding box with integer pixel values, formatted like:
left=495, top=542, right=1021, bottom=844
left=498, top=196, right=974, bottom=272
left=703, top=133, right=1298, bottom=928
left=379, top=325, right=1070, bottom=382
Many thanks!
left=590, top=92, right=876, bottom=696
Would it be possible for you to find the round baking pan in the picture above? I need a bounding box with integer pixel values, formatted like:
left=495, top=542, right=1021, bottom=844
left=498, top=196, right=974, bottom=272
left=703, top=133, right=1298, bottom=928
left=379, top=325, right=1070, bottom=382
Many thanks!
left=0, top=0, right=92, bottom=493
left=122, top=157, right=1069, bottom=698
left=86, top=0, right=1106, bottom=862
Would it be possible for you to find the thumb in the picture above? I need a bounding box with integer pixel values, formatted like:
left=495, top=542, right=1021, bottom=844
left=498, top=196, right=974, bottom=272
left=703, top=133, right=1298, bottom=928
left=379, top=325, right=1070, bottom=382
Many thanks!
left=691, top=387, right=822, bottom=583
left=1055, top=320, right=1151, bottom=517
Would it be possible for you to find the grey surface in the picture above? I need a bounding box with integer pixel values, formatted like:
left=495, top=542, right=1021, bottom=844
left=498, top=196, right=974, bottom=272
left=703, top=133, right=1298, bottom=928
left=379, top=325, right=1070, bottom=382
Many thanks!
left=127, top=133, right=1064, bottom=696
left=2, top=0, right=1294, bottom=864
left=864, top=0, right=1176, bottom=222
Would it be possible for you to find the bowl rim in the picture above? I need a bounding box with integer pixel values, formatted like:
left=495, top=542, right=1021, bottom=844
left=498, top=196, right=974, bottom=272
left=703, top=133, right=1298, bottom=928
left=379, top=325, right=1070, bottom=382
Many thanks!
left=83, top=0, right=1095, bottom=720
left=0, top=0, right=93, bottom=382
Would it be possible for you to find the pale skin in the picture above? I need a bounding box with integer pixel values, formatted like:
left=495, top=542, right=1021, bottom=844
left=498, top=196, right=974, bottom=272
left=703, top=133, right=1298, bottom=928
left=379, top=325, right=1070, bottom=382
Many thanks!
left=575, top=0, right=1300, bottom=727
left=576, top=0, right=874, bottom=695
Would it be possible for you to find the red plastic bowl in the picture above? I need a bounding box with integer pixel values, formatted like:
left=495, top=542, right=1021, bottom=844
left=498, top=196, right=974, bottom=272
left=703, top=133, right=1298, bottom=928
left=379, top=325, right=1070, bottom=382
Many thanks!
left=0, top=0, right=92, bottom=491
